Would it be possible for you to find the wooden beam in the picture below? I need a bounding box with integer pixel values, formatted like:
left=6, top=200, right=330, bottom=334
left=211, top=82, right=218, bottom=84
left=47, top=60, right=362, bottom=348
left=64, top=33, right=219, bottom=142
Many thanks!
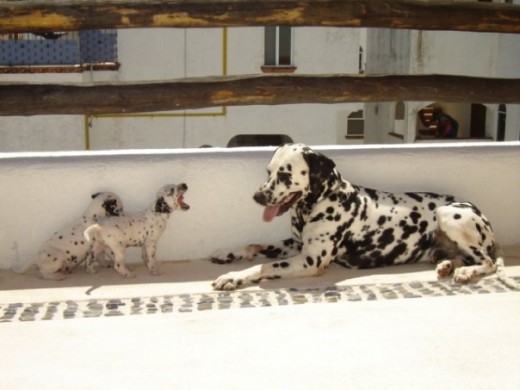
left=1, top=0, right=519, bottom=34
left=1, top=75, right=519, bottom=116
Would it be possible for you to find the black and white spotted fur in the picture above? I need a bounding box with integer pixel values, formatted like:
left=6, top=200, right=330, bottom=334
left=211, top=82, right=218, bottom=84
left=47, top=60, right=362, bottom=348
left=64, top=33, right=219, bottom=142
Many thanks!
left=16, top=192, right=124, bottom=280
left=84, top=183, right=189, bottom=278
left=212, top=144, right=516, bottom=290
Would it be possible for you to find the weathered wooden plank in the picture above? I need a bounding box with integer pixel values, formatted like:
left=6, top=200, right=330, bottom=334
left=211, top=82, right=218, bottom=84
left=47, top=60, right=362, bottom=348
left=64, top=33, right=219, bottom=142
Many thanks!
left=0, top=0, right=519, bottom=34
left=1, top=75, right=519, bottom=116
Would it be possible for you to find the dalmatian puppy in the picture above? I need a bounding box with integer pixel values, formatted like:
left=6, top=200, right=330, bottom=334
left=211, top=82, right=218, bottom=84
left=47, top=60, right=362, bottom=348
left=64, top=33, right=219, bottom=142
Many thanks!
left=84, top=183, right=189, bottom=278
left=212, top=143, right=516, bottom=290
left=17, top=192, right=124, bottom=280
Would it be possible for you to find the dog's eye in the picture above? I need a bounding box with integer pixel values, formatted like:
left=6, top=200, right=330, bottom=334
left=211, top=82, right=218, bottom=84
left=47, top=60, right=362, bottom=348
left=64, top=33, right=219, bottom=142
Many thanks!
left=277, top=171, right=292, bottom=184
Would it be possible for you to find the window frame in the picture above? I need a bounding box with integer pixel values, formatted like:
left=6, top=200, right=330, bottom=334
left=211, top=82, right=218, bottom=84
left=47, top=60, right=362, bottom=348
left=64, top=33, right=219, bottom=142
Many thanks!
left=261, top=26, right=297, bottom=74
left=346, top=109, right=365, bottom=139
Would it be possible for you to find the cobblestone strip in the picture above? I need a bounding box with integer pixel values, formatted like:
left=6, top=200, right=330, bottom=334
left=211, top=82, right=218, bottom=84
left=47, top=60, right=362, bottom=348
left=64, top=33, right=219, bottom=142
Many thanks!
left=1, top=277, right=518, bottom=323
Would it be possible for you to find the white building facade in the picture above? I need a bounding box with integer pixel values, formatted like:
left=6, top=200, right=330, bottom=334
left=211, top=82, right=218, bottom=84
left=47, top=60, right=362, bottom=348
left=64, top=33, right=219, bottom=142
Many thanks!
left=1, top=15, right=519, bottom=152
left=363, top=28, right=520, bottom=144
left=0, top=27, right=364, bottom=151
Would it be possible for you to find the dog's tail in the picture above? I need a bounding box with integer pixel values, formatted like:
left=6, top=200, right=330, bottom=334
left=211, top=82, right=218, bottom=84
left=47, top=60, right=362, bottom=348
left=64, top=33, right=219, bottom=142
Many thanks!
left=10, top=261, right=36, bottom=275
left=84, top=224, right=100, bottom=243
left=493, top=243, right=520, bottom=290
left=494, top=257, right=520, bottom=290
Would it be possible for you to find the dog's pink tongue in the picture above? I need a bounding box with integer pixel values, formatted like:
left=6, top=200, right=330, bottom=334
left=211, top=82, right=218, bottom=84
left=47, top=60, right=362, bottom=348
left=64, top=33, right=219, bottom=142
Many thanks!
left=263, top=205, right=280, bottom=222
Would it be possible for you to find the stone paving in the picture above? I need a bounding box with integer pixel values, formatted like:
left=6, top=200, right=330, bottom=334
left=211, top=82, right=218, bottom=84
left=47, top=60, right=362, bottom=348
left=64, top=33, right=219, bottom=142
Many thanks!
left=1, top=276, right=518, bottom=323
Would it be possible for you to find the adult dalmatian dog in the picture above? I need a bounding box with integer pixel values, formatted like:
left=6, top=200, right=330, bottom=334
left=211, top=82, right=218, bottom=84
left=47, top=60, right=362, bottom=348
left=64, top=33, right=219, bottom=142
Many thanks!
left=17, top=192, right=124, bottom=280
left=212, top=143, right=516, bottom=291
left=84, top=183, right=189, bottom=278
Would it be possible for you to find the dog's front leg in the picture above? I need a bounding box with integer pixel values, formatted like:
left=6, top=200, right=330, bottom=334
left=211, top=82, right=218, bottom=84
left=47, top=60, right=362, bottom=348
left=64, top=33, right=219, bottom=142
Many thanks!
left=112, top=248, right=136, bottom=278
left=143, top=241, right=162, bottom=276
left=211, top=238, right=302, bottom=264
left=212, top=251, right=330, bottom=291
left=85, top=243, right=105, bottom=275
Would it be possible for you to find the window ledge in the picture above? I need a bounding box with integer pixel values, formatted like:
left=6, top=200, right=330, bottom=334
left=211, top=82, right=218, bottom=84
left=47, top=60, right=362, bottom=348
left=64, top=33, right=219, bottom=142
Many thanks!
left=416, top=137, right=494, bottom=142
left=388, top=132, right=405, bottom=140
left=261, top=65, right=297, bottom=74
left=0, top=63, right=120, bottom=74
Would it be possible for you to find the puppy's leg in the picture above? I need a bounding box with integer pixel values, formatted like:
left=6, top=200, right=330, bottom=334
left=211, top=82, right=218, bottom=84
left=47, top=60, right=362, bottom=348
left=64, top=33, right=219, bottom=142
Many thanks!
left=211, top=238, right=302, bottom=264
left=111, top=247, right=135, bottom=278
left=143, top=241, right=161, bottom=276
left=212, top=245, right=332, bottom=290
left=39, top=262, right=67, bottom=280
left=85, top=243, right=105, bottom=274
left=38, top=248, right=67, bottom=280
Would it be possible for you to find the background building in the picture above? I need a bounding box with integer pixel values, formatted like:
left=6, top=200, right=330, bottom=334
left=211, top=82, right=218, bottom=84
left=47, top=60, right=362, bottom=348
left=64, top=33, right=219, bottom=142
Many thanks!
left=364, top=28, right=520, bottom=144
left=1, top=19, right=519, bottom=151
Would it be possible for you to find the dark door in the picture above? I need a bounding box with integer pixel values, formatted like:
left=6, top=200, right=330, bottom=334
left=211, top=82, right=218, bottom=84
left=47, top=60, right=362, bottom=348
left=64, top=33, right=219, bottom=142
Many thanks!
left=470, top=104, right=486, bottom=138
left=497, top=104, right=506, bottom=142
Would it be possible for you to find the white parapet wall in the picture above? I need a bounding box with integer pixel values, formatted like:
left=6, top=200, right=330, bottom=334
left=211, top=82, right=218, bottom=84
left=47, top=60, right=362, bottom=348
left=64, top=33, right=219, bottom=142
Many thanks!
left=0, top=142, right=519, bottom=271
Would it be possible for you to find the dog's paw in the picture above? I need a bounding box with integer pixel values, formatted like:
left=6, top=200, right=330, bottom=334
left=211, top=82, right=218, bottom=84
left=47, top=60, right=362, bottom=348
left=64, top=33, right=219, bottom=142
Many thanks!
left=211, top=250, right=243, bottom=265
left=86, top=262, right=100, bottom=275
left=211, top=245, right=263, bottom=264
left=212, top=271, right=246, bottom=290
left=149, top=264, right=162, bottom=276
left=114, top=264, right=136, bottom=278
left=436, top=260, right=453, bottom=279
left=96, top=258, right=113, bottom=268
left=453, top=267, right=473, bottom=283
left=40, top=272, right=67, bottom=281
left=212, top=265, right=262, bottom=290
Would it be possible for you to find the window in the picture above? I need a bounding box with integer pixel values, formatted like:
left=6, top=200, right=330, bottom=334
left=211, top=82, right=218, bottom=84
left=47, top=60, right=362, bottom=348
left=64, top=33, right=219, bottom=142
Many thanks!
left=395, top=102, right=405, bottom=120
left=358, top=46, right=364, bottom=74
left=497, top=104, right=506, bottom=141
left=0, top=30, right=118, bottom=72
left=346, top=110, right=365, bottom=138
left=393, top=102, right=406, bottom=137
left=227, top=134, right=293, bottom=147
left=262, top=26, right=296, bottom=73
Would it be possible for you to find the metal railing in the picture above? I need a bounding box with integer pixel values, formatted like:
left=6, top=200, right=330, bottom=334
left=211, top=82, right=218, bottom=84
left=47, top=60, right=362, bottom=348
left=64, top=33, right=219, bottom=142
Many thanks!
left=0, top=30, right=117, bottom=66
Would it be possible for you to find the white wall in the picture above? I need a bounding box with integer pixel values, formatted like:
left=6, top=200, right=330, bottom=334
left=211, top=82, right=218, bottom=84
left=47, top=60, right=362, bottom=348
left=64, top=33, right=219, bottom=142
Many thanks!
left=365, top=29, right=520, bottom=143
left=1, top=142, right=518, bottom=271
left=412, top=31, right=499, bottom=76
left=1, top=27, right=518, bottom=152
left=294, top=28, right=360, bottom=74
left=0, top=73, right=86, bottom=152
left=505, top=105, right=520, bottom=141
left=0, top=27, right=364, bottom=152
left=365, top=28, right=411, bottom=74
left=90, top=27, right=364, bottom=149
left=0, top=115, right=85, bottom=152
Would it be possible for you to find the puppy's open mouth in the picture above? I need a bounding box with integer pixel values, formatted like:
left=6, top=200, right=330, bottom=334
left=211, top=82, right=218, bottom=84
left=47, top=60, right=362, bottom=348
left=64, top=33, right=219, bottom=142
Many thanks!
left=263, top=191, right=302, bottom=222
left=177, top=193, right=190, bottom=210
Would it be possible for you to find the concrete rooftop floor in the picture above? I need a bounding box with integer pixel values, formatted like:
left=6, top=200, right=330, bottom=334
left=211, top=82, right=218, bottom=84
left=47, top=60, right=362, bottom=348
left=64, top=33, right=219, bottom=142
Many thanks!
left=1, top=246, right=519, bottom=390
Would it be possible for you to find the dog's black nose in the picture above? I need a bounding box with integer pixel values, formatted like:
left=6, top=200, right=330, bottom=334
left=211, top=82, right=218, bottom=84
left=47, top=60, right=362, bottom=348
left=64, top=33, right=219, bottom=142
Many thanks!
left=253, top=191, right=267, bottom=205
left=179, top=183, right=188, bottom=191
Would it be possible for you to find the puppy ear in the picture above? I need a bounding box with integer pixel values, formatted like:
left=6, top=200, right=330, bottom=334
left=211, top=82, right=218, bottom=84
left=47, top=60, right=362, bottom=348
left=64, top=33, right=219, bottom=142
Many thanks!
left=155, top=197, right=172, bottom=214
left=91, top=192, right=101, bottom=199
left=303, top=150, right=337, bottom=198
left=103, top=199, right=121, bottom=217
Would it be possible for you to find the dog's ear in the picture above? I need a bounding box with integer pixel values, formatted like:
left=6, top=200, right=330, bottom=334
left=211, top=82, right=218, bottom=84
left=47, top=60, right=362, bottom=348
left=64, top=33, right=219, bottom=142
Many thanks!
left=155, top=197, right=172, bottom=214
left=303, top=150, right=337, bottom=198
left=103, top=199, right=121, bottom=217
